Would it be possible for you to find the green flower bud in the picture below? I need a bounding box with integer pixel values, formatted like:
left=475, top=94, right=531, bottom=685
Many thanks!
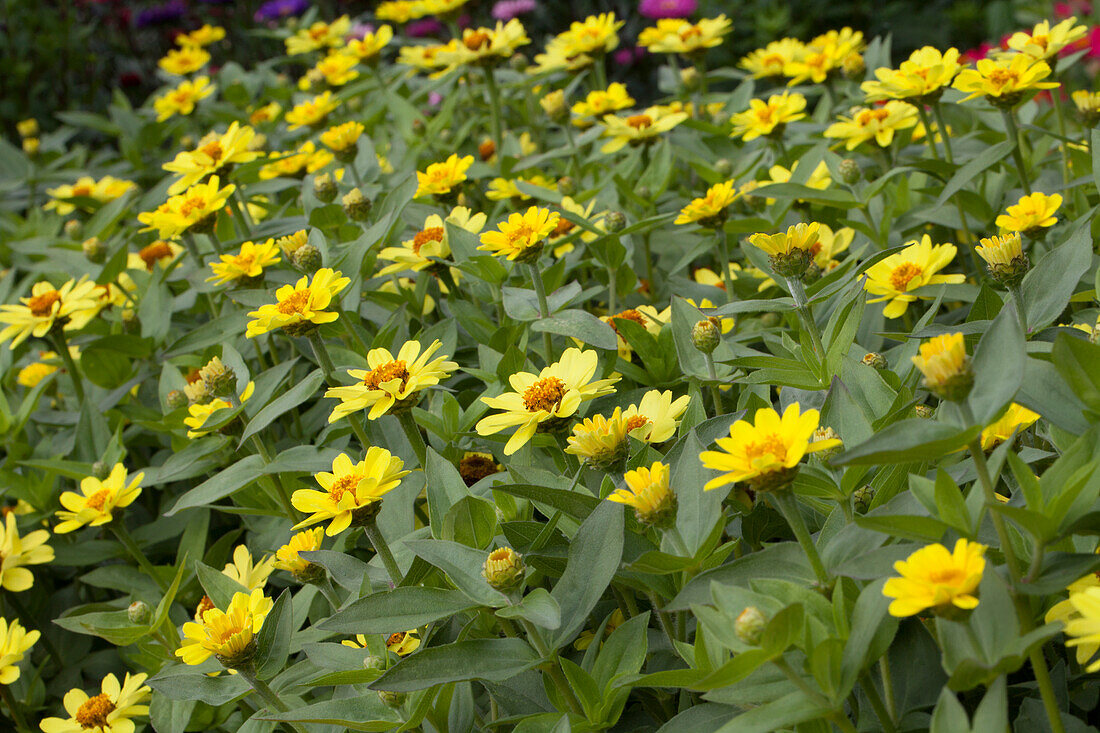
left=64, top=219, right=83, bottom=240
left=378, top=690, right=407, bottom=708
left=313, top=173, right=337, bottom=203
left=735, top=606, right=768, bottom=645
left=692, top=318, right=721, bottom=354
left=913, top=404, right=935, bottom=419
left=861, top=352, right=887, bottom=370
left=509, top=52, right=528, bottom=71
left=82, top=237, right=106, bottom=264
left=166, top=389, right=188, bottom=410
left=92, top=461, right=111, bottom=480
left=838, top=158, right=861, bottom=186
left=292, top=244, right=323, bottom=273
left=128, top=600, right=151, bottom=625
left=483, top=547, right=525, bottom=592
left=604, top=211, right=626, bottom=233
left=714, top=158, right=732, bottom=177
left=853, top=485, right=874, bottom=513
left=342, top=188, right=372, bottom=221
left=199, top=357, right=237, bottom=398
left=363, top=654, right=386, bottom=671
left=761, top=312, right=782, bottom=328
left=557, top=176, right=576, bottom=196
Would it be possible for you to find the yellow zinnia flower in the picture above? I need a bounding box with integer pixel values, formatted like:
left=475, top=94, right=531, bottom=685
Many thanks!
left=341, top=630, right=421, bottom=656
left=177, top=589, right=273, bottom=667
left=245, top=268, right=350, bottom=338
left=1072, top=90, right=1100, bottom=122
left=378, top=207, right=485, bottom=275
left=0, top=512, right=54, bottom=592
left=975, top=232, right=1023, bottom=267
left=222, top=544, right=275, bottom=592
left=622, top=389, right=691, bottom=444
left=44, top=176, right=137, bottom=215
left=163, top=122, right=260, bottom=194
left=346, top=25, right=394, bottom=61
left=285, top=15, right=351, bottom=55
left=548, top=196, right=606, bottom=257
left=953, top=54, right=1058, bottom=105
left=153, top=76, right=215, bottom=122
left=478, top=206, right=560, bottom=261
left=995, top=191, right=1062, bottom=234
left=184, top=381, right=255, bottom=437
left=824, top=101, right=918, bottom=150
left=176, top=24, right=226, bottom=47
left=600, top=106, right=688, bottom=153
left=637, top=16, right=732, bottom=56
left=206, top=239, right=282, bottom=285
left=158, top=45, right=211, bottom=75
left=741, top=38, right=805, bottom=78
left=729, top=92, right=807, bottom=141
left=137, top=175, right=236, bottom=240
left=291, top=449, right=409, bottom=536
left=476, top=347, right=620, bottom=455
left=551, top=12, right=622, bottom=60
left=438, top=19, right=530, bottom=68
left=675, top=181, right=738, bottom=226
left=325, top=339, right=458, bottom=421
left=883, top=539, right=986, bottom=617
left=565, top=408, right=633, bottom=470
left=274, top=528, right=325, bottom=578
left=0, top=278, right=101, bottom=349
left=415, top=153, right=474, bottom=198
left=39, top=672, right=150, bottom=733
left=285, top=91, right=340, bottom=130
left=863, top=235, right=965, bottom=319
left=1006, top=17, right=1087, bottom=60
left=609, top=461, right=676, bottom=527
left=259, top=140, right=334, bottom=180
left=301, top=50, right=360, bottom=89
left=601, top=305, right=670, bottom=360
left=861, top=47, right=961, bottom=102
left=0, top=617, right=39, bottom=685
left=981, top=403, right=1040, bottom=450
left=319, top=120, right=365, bottom=157
left=486, top=174, right=558, bottom=202
left=54, top=464, right=143, bottom=534
left=1062, top=586, right=1100, bottom=671
left=783, top=27, right=864, bottom=86
left=17, top=355, right=58, bottom=388
left=571, top=83, right=635, bottom=128
left=911, top=332, right=973, bottom=401
left=1046, top=570, right=1100, bottom=666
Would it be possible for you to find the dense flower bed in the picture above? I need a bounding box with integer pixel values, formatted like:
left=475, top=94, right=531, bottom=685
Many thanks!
left=4, top=3, right=1100, bottom=732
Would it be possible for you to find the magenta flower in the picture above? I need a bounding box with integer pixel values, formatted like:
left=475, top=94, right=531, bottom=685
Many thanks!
left=406, top=18, right=443, bottom=37
left=639, top=0, right=697, bottom=19
left=492, top=0, right=537, bottom=20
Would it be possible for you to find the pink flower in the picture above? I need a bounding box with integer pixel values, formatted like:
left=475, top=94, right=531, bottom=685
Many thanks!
left=1084, top=26, right=1100, bottom=58
left=613, top=45, right=646, bottom=67
left=639, top=0, right=697, bottom=19
left=1054, top=0, right=1091, bottom=18
left=406, top=18, right=443, bottom=37
left=492, top=0, right=536, bottom=20
left=961, top=42, right=993, bottom=64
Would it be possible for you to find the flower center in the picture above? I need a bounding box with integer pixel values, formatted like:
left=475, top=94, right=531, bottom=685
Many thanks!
left=522, top=376, right=566, bottom=413
left=625, top=415, right=650, bottom=433
left=756, top=107, right=775, bottom=123
left=507, top=224, right=536, bottom=246
left=1032, top=34, right=1049, bottom=51
left=195, top=595, right=215, bottom=619
left=626, top=114, right=653, bottom=130
left=276, top=289, right=311, bottom=315
left=386, top=632, right=407, bottom=647
left=464, top=30, right=491, bottom=50
left=986, top=68, right=1019, bottom=90
left=328, top=474, right=361, bottom=503
left=608, top=309, right=647, bottom=333
left=200, top=140, right=224, bottom=163
left=179, top=195, right=208, bottom=219
left=309, top=25, right=329, bottom=40
left=928, top=567, right=965, bottom=585
left=76, top=693, right=116, bottom=729
left=85, top=489, right=112, bottom=511
left=744, top=433, right=787, bottom=465
left=363, top=359, right=410, bottom=390
left=680, top=26, right=703, bottom=41
left=889, top=262, right=924, bottom=291
left=551, top=218, right=575, bottom=237
left=458, top=454, right=499, bottom=485
left=71, top=184, right=94, bottom=197
left=140, top=241, right=174, bottom=269
left=28, top=290, right=61, bottom=317
left=762, top=53, right=785, bottom=69
left=412, top=227, right=445, bottom=255
left=231, top=253, right=256, bottom=271
left=857, top=108, right=891, bottom=125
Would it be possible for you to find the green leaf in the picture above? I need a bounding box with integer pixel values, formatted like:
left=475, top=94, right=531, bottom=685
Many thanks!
left=1021, top=223, right=1091, bottom=329
left=834, top=419, right=981, bottom=465
left=714, top=691, right=832, bottom=733
left=254, top=590, right=293, bottom=679
left=320, top=587, right=477, bottom=634
left=1051, top=333, right=1100, bottom=416
left=239, top=369, right=324, bottom=445
left=370, top=639, right=540, bottom=691
left=936, top=140, right=1015, bottom=207
left=442, top=495, right=497, bottom=549
left=404, top=539, right=509, bottom=607
left=494, top=483, right=600, bottom=521
left=966, top=303, right=1024, bottom=425
left=930, top=687, right=970, bottom=733
left=531, top=308, right=618, bottom=350
left=591, top=611, right=649, bottom=689
left=196, top=561, right=247, bottom=610
left=258, top=697, right=402, bottom=731
left=80, top=346, right=133, bottom=389
left=496, top=588, right=561, bottom=630
left=165, top=456, right=265, bottom=515
left=424, top=448, right=471, bottom=540
left=147, top=664, right=249, bottom=705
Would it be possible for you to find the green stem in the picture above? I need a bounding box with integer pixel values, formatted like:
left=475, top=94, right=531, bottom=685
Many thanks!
left=716, top=228, right=734, bottom=304
left=1009, top=285, right=1029, bottom=338
left=786, top=277, right=825, bottom=359
left=591, top=54, right=608, bottom=90
left=919, top=104, right=977, bottom=256
left=768, top=489, right=830, bottom=587
left=915, top=104, right=941, bottom=160
left=307, top=331, right=372, bottom=449
left=250, top=435, right=298, bottom=522
left=1029, top=646, right=1066, bottom=733
left=931, top=102, right=954, bottom=164
left=607, top=259, right=617, bottom=314
left=773, top=658, right=848, bottom=729
left=338, top=306, right=371, bottom=356
left=317, top=577, right=341, bottom=610
left=519, top=619, right=584, bottom=716
left=704, top=352, right=723, bottom=417
left=967, top=436, right=1023, bottom=580
left=236, top=667, right=309, bottom=733
left=396, top=410, right=426, bottom=468
left=1001, top=109, right=1033, bottom=195
left=0, top=685, right=28, bottom=731
left=110, top=522, right=168, bottom=591
left=483, top=66, right=504, bottom=161
left=49, top=330, right=84, bottom=403
left=364, top=518, right=403, bottom=585
left=1051, top=84, right=1073, bottom=191
left=859, top=673, right=897, bottom=733
left=880, top=657, right=897, bottom=723
left=526, top=262, right=555, bottom=363
left=231, top=189, right=254, bottom=239
left=647, top=592, right=689, bottom=663
left=562, top=120, right=581, bottom=179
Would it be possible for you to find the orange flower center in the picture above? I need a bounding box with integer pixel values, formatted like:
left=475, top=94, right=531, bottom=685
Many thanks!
left=1032, top=34, right=1050, bottom=51
left=309, top=26, right=329, bottom=40
left=179, top=195, right=209, bottom=219
left=889, top=262, right=924, bottom=292
left=488, top=547, right=514, bottom=563
left=551, top=218, right=575, bottom=237
left=756, top=107, right=775, bottom=123
left=76, top=693, right=116, bottom=729
left=856, top=108, right=891, bottom=125
left=140, top=241, right=174, bottom=270
left=679, top=25, right=703, bottom=41
left=200, top=140, right=224, bottom=163
left=507, top=224, right=536, bottom=246
left=363, top=359, right=410, bottom=391
left=328, top=474, right=361, bottom=503
left=71, top=184, right=94, bottom=197
left=744, top=433, right=787, bottom=464
left=927, top=567, right=965, bottom=585
left=464, top=30, right=491, bottom=50
left=625, top=415, right=650, bottom=433
left=762, top=53, right=785, bottom=70
left=28, top=290, right=61, bottom=317
left=412, top=227, right=445, bottom=255
left=626, top=114, right=653, bottom=130
left=195, top=595, right=215, bottom=619
left=478, top=139, right=496, bottom=161
left=608, top=309, right=646, bottom=333
left=85, top=489, right=112, bottom=511
left=522, top=376, right=566, bottom=413
left=276, top=289, right=311, bottom=315
left=386, top=632, right=406, bottom=648
left=986, top=68, right=1019, bottom=90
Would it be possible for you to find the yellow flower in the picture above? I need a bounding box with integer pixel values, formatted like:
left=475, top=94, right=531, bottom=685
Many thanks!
left=399, top=42, right=455, bottom=73
left=911, top=333, right=972, bottom=401
left=1007, top=17, right=1087, bottom=60
left=377, top=0, right=426, bottom=23
left=16, top=118, right=38, bottom=138
left=824, top=101, right=918, bottom=150
left=137, top=175, right=236, bottom=240
left=548, top=196, right=605, bottom=257
left=783, top=28, right=864, bottom=86
left=861, top=47, right=961, bottom=102
left=285, top=91, right=340, bottom=130
left=259, top=140, right=334, bottom=180
left=675, top=181, right=738, bottom=226
left=320, top=120, right=365, bottom=156
left=206, top=239, right=282, bottom=285
left=274, top=528, right=325, bottom=577
left=177, top=589, right=273, bottom=666
left=478, top=206, right=560, bottom=261
left=476, top=347, right=620, bottom=455
left=184, top=381, right=255, bottom=437
left=222, top=545, right=275, bottom=592
left=748, top=222, right=820, bottom=257
left=385, top=630, right=421, bottom=655
left=953, top=54, right=1058, bottom=105
left=600, top=106, right=688, bottom=153
left=601, top=305, right=670, bottom=360
left=128, top=241, right=185, bottom=272
left=325, top=339, right=458, bottom=421
left=158, top=45, right=210, bottom=75
left=0, top=617, right=38, bottom=685
left=415, top=153, right=474, bottom=197
left=54, top=464, right=143, bottom=534
left=729, top=92, right=807, bottom=141
left=301, top=50, right=361, bottom=90
left=638, top=16, right=732, bottom=55
left=700, top=403, right=840, bottom=492
left=486, top=174, right=559, bottom=202
left=552, top=13, right=623, bottom=60
left=0, top=278, right=101, bottom=350
left=163, top=122, right=260, bottom=194
left=176, top=24, right=225, bottom=47
left=44, top=176, right=137, bottom=215
left=346, top=25, right=394, bottom=61
left=740, top=38, right=805, bottom=78
left=975, top=232, right=1023, bottom=267
left=378, top=207, right=486, bottom=275
left=995, top=192, right=1062, bottom=233
left=438, top=19, right=530, bottom=67
left=17, top=358, right=57, bottom=388
left=39, top=672, right=151, bottom=733
left=565, top=408, right=632, bottom=469
left=760, top=160, right=832, bottom=204
left=249, top=102, right=282, bottom=125
left=693, top=263, right=743, bottom=292
left=622, top=389, right=691, bottom=444
left=0, top=512, right=53, bottom=592
left=1046, top=570, right=1100, bottom=666
left=286, top=15, right=351, bottom=55
left=291, top=450, right=410, bottom=536
left=1062, top=586, right=1100, bottom=671
left=1072, top=90, right=1100, bottom=119
left=981, top=403, right=1040, bottom=451
left=863, top=235, right=964, bottom=319
left=153, top=76, right=215, bottom=122
left=245, top=268, right=350, bottom=338
left=609, top=461, right=677, bottom=526
left=883, top=539, right=986, bottom=617
left=571, top=83, right=635, bottom=128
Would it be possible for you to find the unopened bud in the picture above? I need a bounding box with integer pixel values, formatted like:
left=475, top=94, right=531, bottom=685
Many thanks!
left=478, top=139, right=496, bottom=162
left=761, top=312, right=782, bottom=328
left=92, top=461, right=111, bottom=480
left=378, top=690, right=406, bottom=708
left=811, top=427, right=842, bottom=462
left=82, top=237, right=106, bottom=264
left=557, top=176, right=575, bottom=196
left=342, top=188, right=372, bottom=221
left=483, top=547, right=525, bottom=592
left=166, top=389, right=188, bottom=410
left=861, top=352, right=887, bottom=370
left=636, top=186, right=652, bottom=201
left=509, top=52, right=528, bottom=71
left=313, top=173, right=337, bottom=203
left=184, top=379, right=212, bottom=405
left=292, top=243, right=323, bottom=273
left=692, top=318, right=721, bottom=354
left=122, top=309, right=140, bottom=334
left=714, top=158, right=732, bottom=177
left=363, top=654, right=386, bottom=670
left=735, top=606, right=767, bottom=645
left=842, top=52, right=866, bottom=78
left=22, top=138, right=39, bottom=156
left=913, top=404, right=935, bottom=419
left=604, top=211, right=626, bottom=233
left=680, top=66, right=700, bottom=91
left=838, top=158, right=861, bottom=185
left=17, top=119, right=39, bottom=138
left=539, top=90, right=568, bottom=122
left=853, top=485, right=874, bottom=513
left=199, top=356, right=237, bottom=397
left=128, top=600, right=151, bottom=624
left=64, top=219, right=83, bottom=239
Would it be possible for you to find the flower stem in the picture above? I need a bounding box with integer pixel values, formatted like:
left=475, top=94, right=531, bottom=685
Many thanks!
left=966, top=437, right=1023, bottom=580
left=716, top=228, right=734, bottom=304
left=231, top=189, right=255, bottom=239
left=396, top=410, right=426, bottom=468
left=249, top=435, right=298, bottom=522
left=704, top=352, right=723, bottom=417
left=785, top=277, right=825, bottom=360
left=931, top=102, right=955, bottom=164
left=49, top=330, right=84, bottom=403
left=364, top=517, right=403, bottom=585
left=317, top=577, right=341, bottom=611
left=1009, top=284, right=1029, bottom=338
left=591, top=53, right=608, bottom=91
left=915, top=104, right=941, bottom=160
left=0, top=685, right=29, bottom=732
left=237, top=667, right=309, bottom=733
left=308, top=331, right=372, bottom=450
left=1028, top=646, right=1066, bottom=733
left=483, top=66, right=504, bottom=161
left=1051, top=84, right=1073, bottom=191
left=518, top=618, right=585, bottom=716
left=879, top=657, right=897, bottom=723
left=526, top=262, right=555, bottom=363
left=110, top=522, right=168, bottom=591
left=767, top=489, right=830, bottom=587
left=1001, top=109, right=1033, bottom=195
left=607, top=259, right=617, bottom=314
left=562, top=119, right=582, bottom=179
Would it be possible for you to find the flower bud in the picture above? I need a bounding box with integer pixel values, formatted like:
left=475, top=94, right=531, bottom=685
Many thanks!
left=838, top=158, right=861, bottom=185
left=199, top=356, right=237, bottom=397
left=539, top=89, right=568, bottom=123
left=761, top=312, right=782, bottom=328
left=509, top=52, right=528, bottom=71
left=604, top=211, right=626, bottom=233
left=184, top=379, right=212, bottom=405
left=852, top=485, right=874, bottom=513
left=913, top=404, right=935, bottom=419
left=557, top=176, right=576, bottom=196
left=313, top=173, right=337, bottom=203
left=166, top=389, right=188, bottom=410
left=810, top=427, right=842, bottom=462
left=713, top=158, right=732, bottom=177
left=82, top=237, right=106, bottom=264
left=92, top=461, right=111, bottom=480
left=735, top=606, right=767, bottom=645
left=22, top=138, right=39, bottom=156
left=861, top=352, right=887, bottom=370
left=842, top=51, right=866, bottom=78
left=292, top=244, right=323, bottom=273
left=64, top=219, right=83, bottom=240
left=128, top=600, right=151, bottom=625
left=17, top=118, right=39, bottom=138
left=680, top=66, right=700, bottom=91
left=363, top=654, right=386, bottom=670
left=342, top=188, right=372, bottom=221
left=378, top=690, right=406, bottom=708
left=483, top=547, right=525, bottom=592
left=692, top=318, right=721, bottom=354
left=636, top=185, right=652, bottom=201
left=189, top=212, right=218, bottom=235
left=478, top=138, right=496, bottom=162
left=276, top=230, right=309, bottom=257
left=122, top=309, right=140, bottom=334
